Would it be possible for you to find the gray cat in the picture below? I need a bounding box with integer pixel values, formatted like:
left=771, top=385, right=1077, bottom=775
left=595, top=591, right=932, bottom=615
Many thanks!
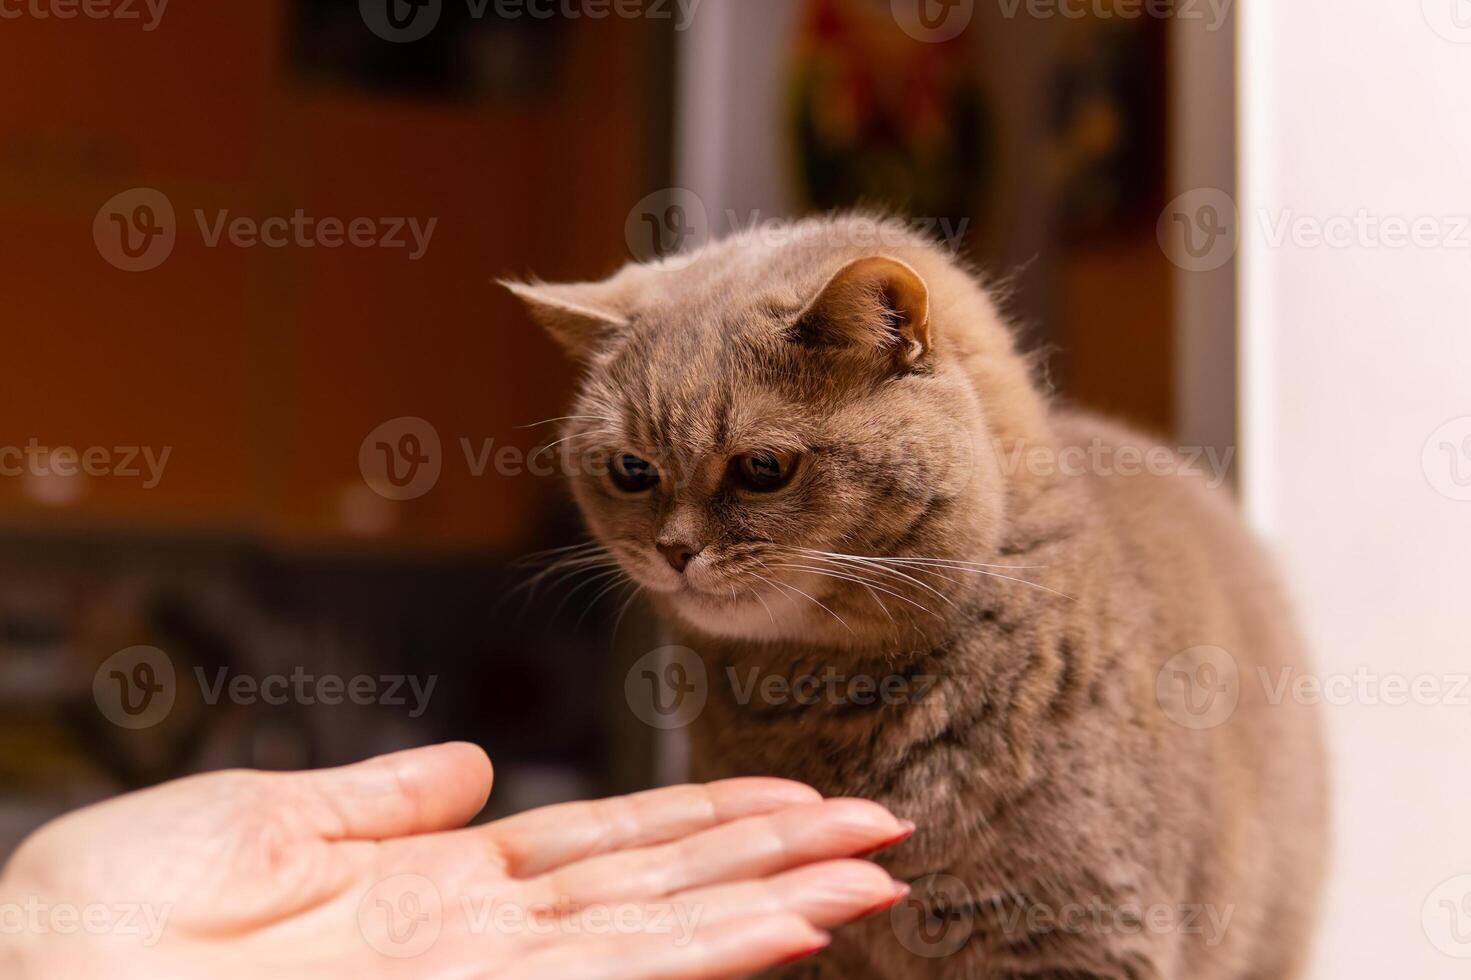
left=508, top=213, right=1328, bottom=978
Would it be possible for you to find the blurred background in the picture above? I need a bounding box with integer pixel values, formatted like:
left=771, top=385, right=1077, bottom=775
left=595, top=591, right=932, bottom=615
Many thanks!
left=1, top=1, right=1468, bottom=976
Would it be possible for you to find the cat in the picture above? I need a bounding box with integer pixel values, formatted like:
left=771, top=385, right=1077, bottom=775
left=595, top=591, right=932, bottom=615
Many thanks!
left=506, top=213, right=1328, bottom=979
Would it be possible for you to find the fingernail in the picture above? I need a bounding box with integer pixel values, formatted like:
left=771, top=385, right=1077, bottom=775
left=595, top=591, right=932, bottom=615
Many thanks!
left=856, top=881, right=912, bottom=919
left=775, top=931, right=831, bottom=966
left=868, top=821, right=916, bottom=854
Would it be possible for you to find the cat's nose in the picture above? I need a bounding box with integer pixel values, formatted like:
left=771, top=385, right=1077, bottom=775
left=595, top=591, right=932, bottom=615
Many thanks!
left=656, top=541, right=703, bottom=573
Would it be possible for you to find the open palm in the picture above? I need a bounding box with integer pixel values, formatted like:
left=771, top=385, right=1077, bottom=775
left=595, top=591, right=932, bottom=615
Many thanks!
left=0, top=743, right=911, bottom=979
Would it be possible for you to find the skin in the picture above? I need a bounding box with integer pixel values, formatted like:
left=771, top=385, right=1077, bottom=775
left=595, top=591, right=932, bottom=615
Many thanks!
left=0, top=743, right=916, bottom=979
left=511, top=214, right=1328, bottom=978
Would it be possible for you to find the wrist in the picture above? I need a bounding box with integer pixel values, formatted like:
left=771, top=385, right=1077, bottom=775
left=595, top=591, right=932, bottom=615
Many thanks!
left=0, top=877, right=43, bottom=980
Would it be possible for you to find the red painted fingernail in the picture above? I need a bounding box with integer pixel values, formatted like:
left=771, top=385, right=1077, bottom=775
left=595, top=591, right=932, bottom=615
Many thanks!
left=867, top=820, right=917, bottom=854
left=856, top=881, right=911, bottom=918
left=774, top=932, right=831, bottom=966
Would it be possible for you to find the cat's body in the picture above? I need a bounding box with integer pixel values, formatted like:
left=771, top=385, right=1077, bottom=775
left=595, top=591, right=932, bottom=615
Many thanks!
left=509, top=214, right=1327, bottom=979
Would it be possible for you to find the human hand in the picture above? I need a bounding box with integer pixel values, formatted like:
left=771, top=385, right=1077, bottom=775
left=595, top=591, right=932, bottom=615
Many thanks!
left=0, top=743, right=913, bottom=978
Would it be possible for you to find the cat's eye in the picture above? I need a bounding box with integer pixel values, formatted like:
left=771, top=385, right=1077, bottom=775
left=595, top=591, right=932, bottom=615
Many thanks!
left=732, top=451, right=797, bottom=492
left=610, top=453, right=659, bottom=492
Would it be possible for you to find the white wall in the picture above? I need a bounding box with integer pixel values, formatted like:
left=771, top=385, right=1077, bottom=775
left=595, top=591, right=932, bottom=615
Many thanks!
left=1240, top=1, right=1471, bottom=976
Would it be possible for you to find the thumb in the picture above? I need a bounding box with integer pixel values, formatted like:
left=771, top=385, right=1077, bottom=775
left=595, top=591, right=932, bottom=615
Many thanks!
left=283, top=742, right=494, bottom=841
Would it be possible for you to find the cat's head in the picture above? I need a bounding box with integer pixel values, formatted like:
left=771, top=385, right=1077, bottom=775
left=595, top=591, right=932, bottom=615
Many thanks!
left=506, top=216, right=1035, bottom=643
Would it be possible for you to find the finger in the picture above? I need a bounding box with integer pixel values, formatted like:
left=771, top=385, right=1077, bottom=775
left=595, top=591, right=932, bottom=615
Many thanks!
left=492, top=912, right=830, bottom=980
left=282, top=742, right=494, bottom=840
left=667, top=859, right=909, bottom=931
left=480, top=778, right=821, bottom=877
left=530, top=799, right=911, bottom=906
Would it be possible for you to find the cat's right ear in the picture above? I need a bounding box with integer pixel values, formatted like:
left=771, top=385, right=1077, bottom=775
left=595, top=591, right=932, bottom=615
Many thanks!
left=500, top=279, right=630, bottom=360
left=793, top=256, right=931, bottom=370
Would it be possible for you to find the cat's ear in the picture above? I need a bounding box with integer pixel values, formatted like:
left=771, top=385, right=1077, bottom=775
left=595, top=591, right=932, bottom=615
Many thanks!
left=794, top=256, right=931, bottom=368
left=501, top=278, right=631, bottom=359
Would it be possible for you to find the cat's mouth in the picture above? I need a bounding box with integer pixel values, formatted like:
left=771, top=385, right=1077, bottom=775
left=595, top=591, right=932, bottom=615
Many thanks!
left=639, top=560, right=757, bottom=609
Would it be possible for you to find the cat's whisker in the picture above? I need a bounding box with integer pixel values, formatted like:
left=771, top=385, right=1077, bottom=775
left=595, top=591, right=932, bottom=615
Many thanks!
left=751, top=572, right=853, bottom=634
left=576, top=573, right=634, bottom=630
left=551, top=565, right=628, bottom=622
left=891, top=560, right=1076, bottom=602
left=515, top=414, right=616, bottom=429
left=768, top=561, right=898, bottom=622
left=513, top=540, right=607, bottom=567
left=517, top=553, right=622, bottom=602
left=766, top=562, right=927, bottom=619
left=612, top=582, right=645, bottom=638
left=533, top=429, right=614, bottom=460
left=741, top=581, right=778, bottom=626
left=785, top=547, right=1071, bottom=602
left=786, top=548, right=957, bottom=608
left=876, top=555, right=1048, bottom=571
left=494, top=545, right=619, bottom=619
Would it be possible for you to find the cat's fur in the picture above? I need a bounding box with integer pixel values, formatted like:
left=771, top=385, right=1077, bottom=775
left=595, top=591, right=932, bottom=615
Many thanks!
left=508, top=214, right=1328, bottom=979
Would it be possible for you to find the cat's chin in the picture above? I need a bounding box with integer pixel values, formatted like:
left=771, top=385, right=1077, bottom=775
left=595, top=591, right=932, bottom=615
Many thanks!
left=658, top=588, right=795, bottom=641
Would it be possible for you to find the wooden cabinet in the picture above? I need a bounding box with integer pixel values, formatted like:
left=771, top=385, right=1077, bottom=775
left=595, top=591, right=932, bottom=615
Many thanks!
left=0, top=6, right=667, bottom=551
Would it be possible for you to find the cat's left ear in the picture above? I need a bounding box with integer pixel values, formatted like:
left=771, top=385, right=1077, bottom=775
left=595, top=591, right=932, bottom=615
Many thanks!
left=794, top=256, right=931, bottom=368
left=501, top=278, right=631, bottom=360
